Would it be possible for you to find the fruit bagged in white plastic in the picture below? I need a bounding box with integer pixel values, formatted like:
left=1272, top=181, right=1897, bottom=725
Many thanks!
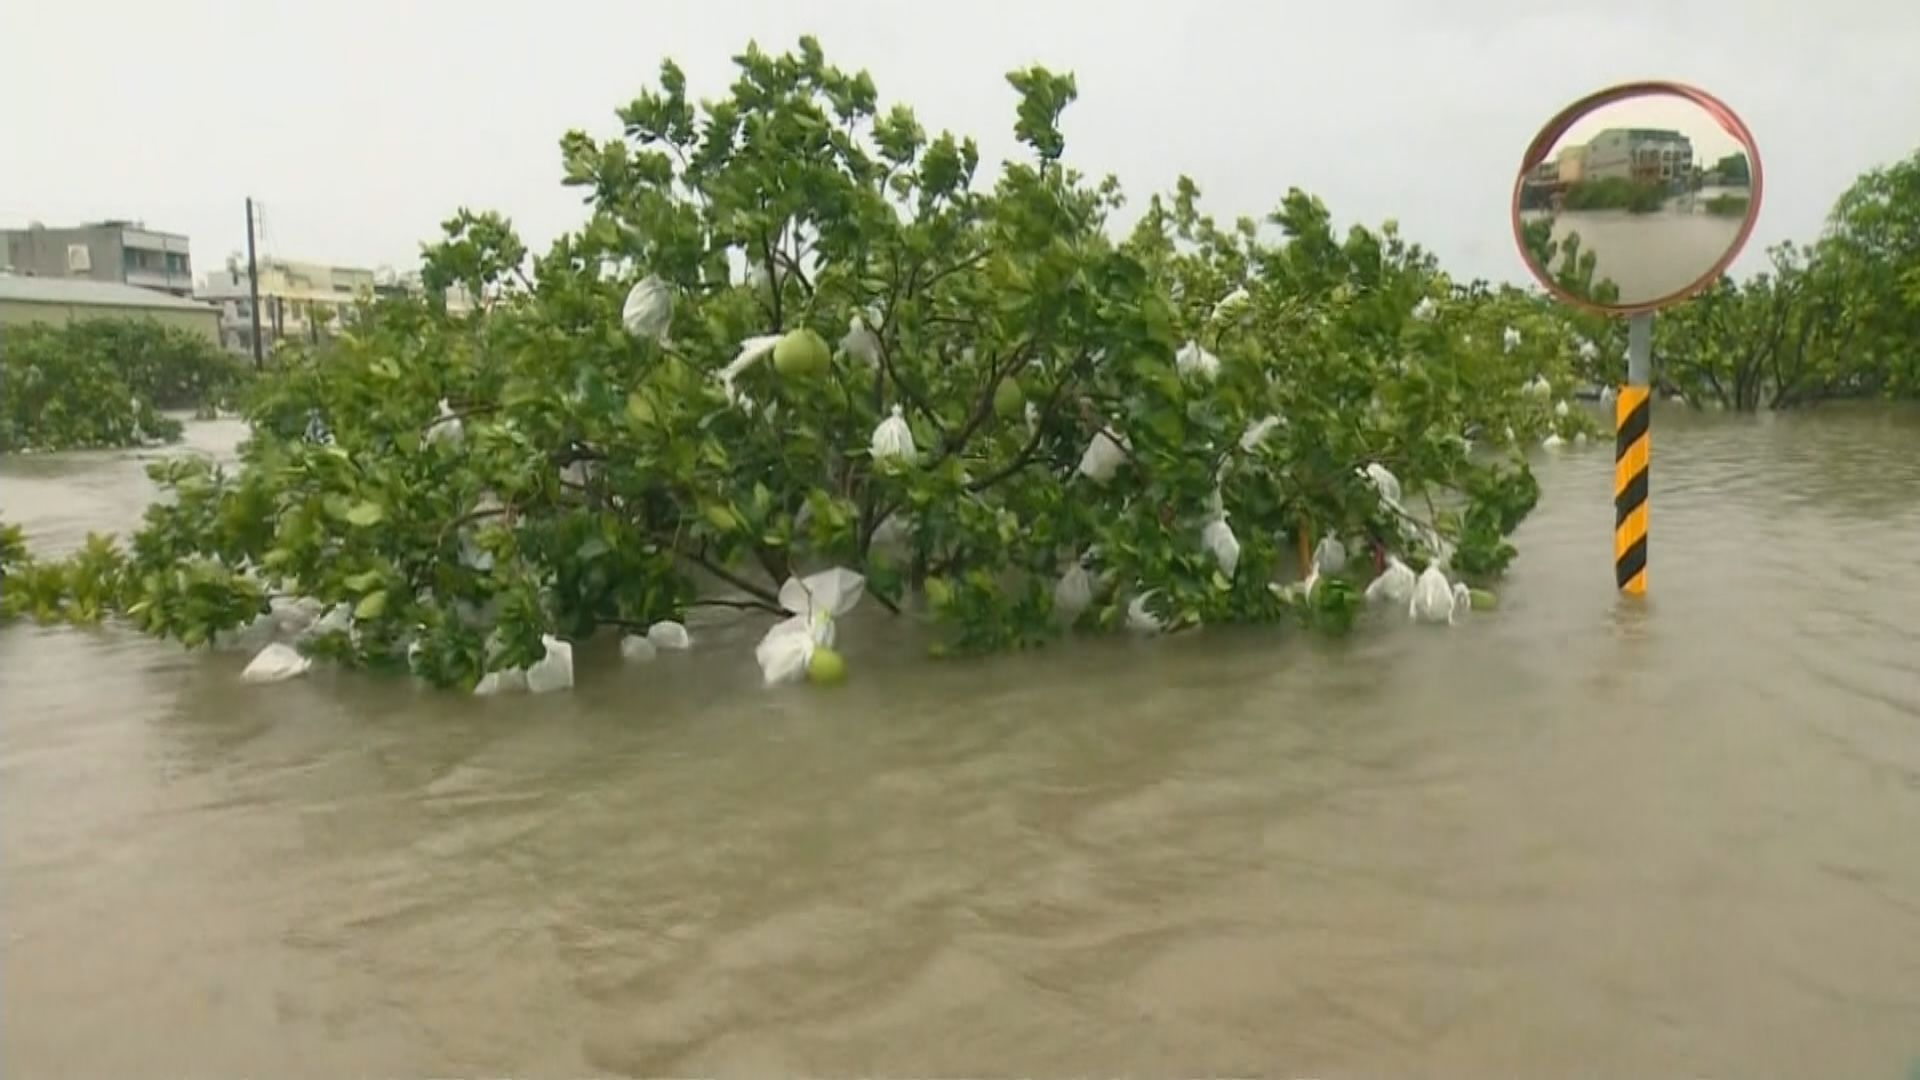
left=620, top=276, right=672, bottom=343
left=1408, top=564, right=1456, bottom=624
left=1202, top=517, right=1240, bottom=578
left=1365, top=555, right=1417, bottom=605
left=1076, top=430, right=1129, bottom=484
left=1175, top=340, right=1221, bottom=380
left=1054, top=563, right=1093, bottom=625
left=524, top=635, right=575, bottom=693
left=870, top=405, right=916, bottom=462
left=1311, top=535, right=1348, bottom=575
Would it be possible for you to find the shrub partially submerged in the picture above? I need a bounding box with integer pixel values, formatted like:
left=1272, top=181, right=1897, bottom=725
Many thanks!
left=3, top=38, right=1573, bottom=689
left=1, top=319, right=249, bottom=452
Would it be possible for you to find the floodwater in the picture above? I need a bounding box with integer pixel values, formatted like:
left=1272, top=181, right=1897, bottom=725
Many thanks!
left=1533, top=206, right=1748, bottom=305
left=4, top=409, right=1919, bottom=1077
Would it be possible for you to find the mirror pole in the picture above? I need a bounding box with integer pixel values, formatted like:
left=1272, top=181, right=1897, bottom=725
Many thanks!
left=1626, top=311, right=1652, bottom=385
left=1614, top=312, right=1653, bottom=596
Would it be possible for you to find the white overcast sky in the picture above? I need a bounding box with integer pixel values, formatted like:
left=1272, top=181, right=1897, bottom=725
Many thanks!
left=3, top=0, right=1915, bottom=286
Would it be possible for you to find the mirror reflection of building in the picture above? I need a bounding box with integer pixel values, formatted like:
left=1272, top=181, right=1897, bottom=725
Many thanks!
left=1511, top=85, right=1761, bottom=313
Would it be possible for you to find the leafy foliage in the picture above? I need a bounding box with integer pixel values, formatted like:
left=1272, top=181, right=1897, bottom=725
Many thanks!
left=5, top=38, right=1627, bottom=688
left=1638, top=149, right=1920, bottom=410
left=1, top=318, right=249, bottom=451
left=1563, top=177, right=1666, bottom=214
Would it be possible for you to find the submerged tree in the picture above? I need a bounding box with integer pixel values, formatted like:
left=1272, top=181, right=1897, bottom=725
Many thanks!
left=5, top=38, right=1558, bottom=689
left=0, top=319, right=248, bottom=452
left=1652, top=148, right=1920, bottom=411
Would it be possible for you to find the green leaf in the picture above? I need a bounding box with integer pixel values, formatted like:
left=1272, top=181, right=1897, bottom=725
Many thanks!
left=626, top=392, right=656, bottom=426
left=353, top=590, right=389, bottom=620
left=345, top=501, right=386, bottom=527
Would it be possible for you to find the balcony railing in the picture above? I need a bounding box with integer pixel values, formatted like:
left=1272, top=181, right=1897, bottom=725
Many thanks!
left=124, top=268, right=195, bottom=292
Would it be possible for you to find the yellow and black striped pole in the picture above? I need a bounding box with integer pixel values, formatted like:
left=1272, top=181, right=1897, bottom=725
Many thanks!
left=1613, top=385, right=1650, bottom=595
left=1613, top=313, right=1653, bottom=596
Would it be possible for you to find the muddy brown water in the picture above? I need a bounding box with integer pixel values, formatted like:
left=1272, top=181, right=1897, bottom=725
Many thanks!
left=4, top=408, right=1919, bottom=1077
left=1537, top=207, right=1749, bottom=306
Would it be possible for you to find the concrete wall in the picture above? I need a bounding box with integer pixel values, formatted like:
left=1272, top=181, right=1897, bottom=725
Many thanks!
left=4, top=227, right=123, bottom=287
left=0, top=298, right=222, bottom=345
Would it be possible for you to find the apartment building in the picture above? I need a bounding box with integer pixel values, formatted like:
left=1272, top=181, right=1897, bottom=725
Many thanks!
left=1, top=221, right=196, bottom=297
left=1582, top=128, right=1694, bottom=187
left=198, top=255, right=377, bottom=354
left=197, top=257, right=478, bottom=354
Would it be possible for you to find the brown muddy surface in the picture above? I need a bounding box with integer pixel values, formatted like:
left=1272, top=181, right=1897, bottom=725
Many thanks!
left=4, top=408, right=1918, bottom=1077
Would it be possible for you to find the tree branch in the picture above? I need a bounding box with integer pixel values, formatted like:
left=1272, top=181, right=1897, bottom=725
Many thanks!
left=423, top=404, right=499, bottom=432
left=753, top=544, right=791, bottom=590
left=691, top=596, right=786, bottom=614
left=931, top=339, right=1031, bottom=469
left=774, top=248, right=815, bottom=298
left=965, top=352, right=1086, bottom=492
left=866, top=587, right=902, bottom=615
left=436, top=505, right=512, bottom=546
left=674, top=544, right=781, bottom=607
left=757, top=221, right=783, bottom=332
left=918, top=248, right=992, bottom=293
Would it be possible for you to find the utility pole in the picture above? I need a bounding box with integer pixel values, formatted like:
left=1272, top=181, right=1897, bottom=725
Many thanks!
left=245, top=196, right=264, bottom=369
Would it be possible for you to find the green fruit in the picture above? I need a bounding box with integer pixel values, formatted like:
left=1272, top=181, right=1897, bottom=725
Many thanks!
left=807, top=645, right=847, bottom=685
left=773, top=329, right=831, bottom=377
left=1468, top=588, right=1498, bottom=611
left=993, top=377, right=1025, bottom=419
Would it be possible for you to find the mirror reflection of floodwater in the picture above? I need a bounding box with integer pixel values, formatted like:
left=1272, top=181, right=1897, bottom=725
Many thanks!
left=1524, top=202, right=1748, bottom=305
left=5, top=413, right=1920, bottom=1075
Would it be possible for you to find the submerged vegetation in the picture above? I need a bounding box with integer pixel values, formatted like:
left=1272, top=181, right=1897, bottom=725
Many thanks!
left=3, top=38, right=1915, bottom=691
left=1563, top=176, right=1667, bottom=214
left=1650, top=149, right=1920, bottom=409
left=0, top=319, right=249, bottom=452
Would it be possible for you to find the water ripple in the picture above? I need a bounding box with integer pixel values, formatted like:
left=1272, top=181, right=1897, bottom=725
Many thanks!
left=5, top=410, right=1920, bottom=1076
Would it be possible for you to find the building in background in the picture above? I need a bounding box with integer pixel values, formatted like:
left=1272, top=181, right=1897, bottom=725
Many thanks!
left=372, top=265, right=477, bottom=314
left=198, top=254, right=378, bottom=354
left=0, top=274, right=221, bottom=343
left=1581, top=128, right=1694, bottom=187
left=0, top=221, right=196, bottom=297
left=1554, top=144, right=1586, bottom=184
left=196, top=257, right=476, bottom=355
